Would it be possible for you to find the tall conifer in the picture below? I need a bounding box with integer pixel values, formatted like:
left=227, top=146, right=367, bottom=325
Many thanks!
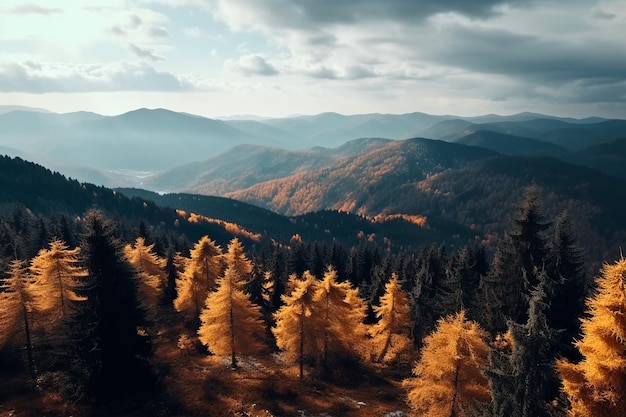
left=557, top=258, right=626, bottom=416
left=404, top=311, right=491, bottom=417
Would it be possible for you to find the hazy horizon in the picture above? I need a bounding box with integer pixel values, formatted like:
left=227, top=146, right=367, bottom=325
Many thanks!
left=1, top=1, right=625, bottom=119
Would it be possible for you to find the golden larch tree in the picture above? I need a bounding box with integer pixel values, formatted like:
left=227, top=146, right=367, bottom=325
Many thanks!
left=0, top=260, right=34, bottom=373
left=124, top=236, right=167, bottom=313
left=224, top=237, right=253, bottom=289
left=314, top=266, right=367, bottom=366
left=369, top=272, right=412, bottom=363
left=273, top=271, right=323, bottom=380
left=197, top=266, right=265, bottom=367
left=174, top=235, right=223, bottom=321
left=29, top=239, right=88, bottom=321
left=557, top=258, right=626, bottom=417
left=404, top=311, right=491, bottom=417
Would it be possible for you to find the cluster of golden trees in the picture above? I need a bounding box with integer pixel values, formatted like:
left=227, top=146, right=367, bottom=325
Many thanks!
left=0, top=239, right=88, bottom=373
left=3, top=231, right=626, bottom=417
left=170, top=235, right=413, bottom=375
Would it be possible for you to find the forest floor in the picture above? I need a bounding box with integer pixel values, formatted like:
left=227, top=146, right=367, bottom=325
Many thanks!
left=0, top=313, right=411, bottom=417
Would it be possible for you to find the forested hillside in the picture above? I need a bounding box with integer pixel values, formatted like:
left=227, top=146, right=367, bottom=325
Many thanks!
left=1, top=153, right=626, bottom=417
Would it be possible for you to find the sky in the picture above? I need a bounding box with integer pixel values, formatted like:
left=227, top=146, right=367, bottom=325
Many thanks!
left=0, top=0, right=625, bottom=118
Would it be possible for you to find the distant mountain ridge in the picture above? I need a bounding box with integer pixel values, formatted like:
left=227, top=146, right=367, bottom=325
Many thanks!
left=1, top=105, right=625, bottom=191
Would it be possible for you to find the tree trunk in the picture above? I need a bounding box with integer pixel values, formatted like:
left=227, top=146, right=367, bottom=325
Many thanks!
left=299, top=310, right=304, bottom=381
left=22, top=302, right=35, bottom=378
left=449, top=361, right=460, bottom=417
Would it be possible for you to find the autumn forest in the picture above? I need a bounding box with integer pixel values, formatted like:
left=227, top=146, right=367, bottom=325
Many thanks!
left=1, top=148, right=625, bottom=417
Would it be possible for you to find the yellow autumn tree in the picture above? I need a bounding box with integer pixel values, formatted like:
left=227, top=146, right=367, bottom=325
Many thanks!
left=369, top=272, right=412, bottom=363
left=404, top=311, right=491, bottom=417
left=273, top=271, right=322, bottom=380
left=197, top=266, right=265, bottom=367
left=29, top=239, right=88, bottom=322
left=0, top=260, right=34, bottom=373
left=557, top=258, right=626, bottom=416
left=315, top=266, right=367, bottom=366
left=124, top=237, right=167, bottom=314
left=174, top=235, right=223, bottom=321
left=224, top=237, right=253, bottom=289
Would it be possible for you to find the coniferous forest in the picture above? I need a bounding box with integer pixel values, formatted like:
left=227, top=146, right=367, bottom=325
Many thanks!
left=0, top=154, right=625, bottom=417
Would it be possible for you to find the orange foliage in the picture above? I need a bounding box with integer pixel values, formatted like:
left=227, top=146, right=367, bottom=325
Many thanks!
left=372, top=213, right=429, bottom=228
left=557, top=258, right=626, bottom=416
left=404, top=311, right=491, bottom=417
left=185, top=212, right=261, bottom=242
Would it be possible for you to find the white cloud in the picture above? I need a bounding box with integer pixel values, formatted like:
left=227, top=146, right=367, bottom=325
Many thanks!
left=225, top=54, right=279, bottom=76
left=8, top=3, right=63, bottom=15
left=129, top=43, right=166, bottom=61
left=0, top=61, right=210, bottom=92
left=147, top=25, right=169, bottom=38
left=184, top=26, right=204, bottom=38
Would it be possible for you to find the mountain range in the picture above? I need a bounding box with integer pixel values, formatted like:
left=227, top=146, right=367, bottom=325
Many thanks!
left=1, top=107, right=624, bottom=188
left=2, top=106, right=626, bottom=267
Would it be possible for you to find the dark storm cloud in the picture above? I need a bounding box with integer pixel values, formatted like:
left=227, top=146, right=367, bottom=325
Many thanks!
left=422, top=26, right=626, bottom=85
left=228, top=0, right=525, bottom=29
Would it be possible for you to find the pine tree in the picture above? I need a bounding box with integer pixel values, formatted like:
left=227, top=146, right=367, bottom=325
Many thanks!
left=174, top=235, right=223, bottom=322
left=77, top=210, right=152, bottom=399
left=197, top=266, right=266, bottom=368
left=557, top=257, right=626, bottom=416
left=404, top=311, right=491, bottom=417
left=273, top=271, right=322, bottom=380
left=480, top=186, right=551, bottom=334
left=409, top=245, right=448, bottom=346
left=445, top=246, right=484, bottom=321
left=369, top=273, right=412, bottom=363
left=487, top=273, right=561, bottom=417
left=0, top=260, right=35, bottom=375
left=546, top=211, right=587, bottom=361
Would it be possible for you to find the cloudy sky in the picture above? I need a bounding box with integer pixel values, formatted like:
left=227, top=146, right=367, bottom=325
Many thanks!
left=1, top=0, right=625, bottom=118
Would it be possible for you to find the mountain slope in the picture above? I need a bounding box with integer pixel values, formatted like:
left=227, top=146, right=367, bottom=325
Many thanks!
left=456, top=130, right=569, bottom=157
left=142, top=138, right=393, bottom=194
left=219, top=139, right=626, bottom=265
left=567, top=137, right=626, bottom=179
left=226, top=138, right=497, bottom=216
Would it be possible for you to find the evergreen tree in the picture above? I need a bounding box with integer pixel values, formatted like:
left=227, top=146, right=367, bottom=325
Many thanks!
left=174, top=235, right=223, bottom=323
left=197, top=266, right=266, bottom=368
left=480, top=186, right=551, bottom=334
left=487, top=275, right=561, bottom=417
left=408, top=245, right=448, bottom=346
left=368, top=273, right=412, bottom=364
left=404, top=311, right=491, bottom=417
left=77, top=210, right=152, bottom=399
left=163, top=249, right=184, bottom=306
left=445, top=247, right=484, bottom=321
left=557, top=258, right=626, bottom=416
left=545, top=211, right=587, bottom=361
